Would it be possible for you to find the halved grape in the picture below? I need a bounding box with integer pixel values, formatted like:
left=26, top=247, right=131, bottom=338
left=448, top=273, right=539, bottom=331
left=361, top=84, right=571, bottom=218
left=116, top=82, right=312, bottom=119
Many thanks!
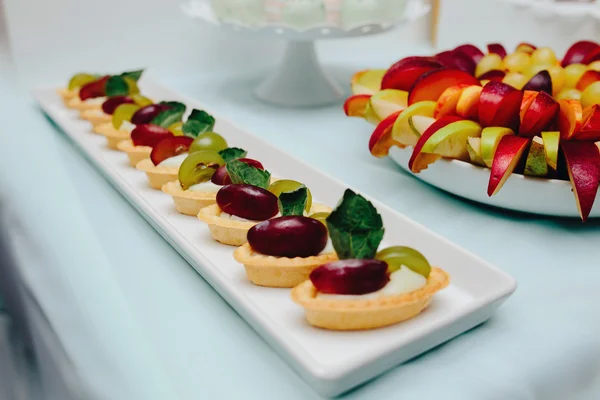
left=79, top=76, right=109, bottom=100
left=102, top=96, right=134, bottom=115
left=211, top=158, right=264, bottom=186
left=216, top=184, right=278, bottom=220
left=248, top=216, right=327, bottom=257
left=168, top=122, right=184, bottom=136
left=309, top=212, right=330, bottom=227
left=189, top=132, right=228, bottom=153
left=375, top=246, right=431, bottom=277
left=131, top=124, right=173, bottom=147
left=310, top=260, right=389, bottom=295
left=268, top=179, right=312, bottom=212
left=112, top=104, right=141, bottom=129
left=150, top=136, right=193, bottom=166
left=131, top=94, right=153, bottom=107
left=179, top=151, right=225, bottom=190
left=131, top=104, right=166, bottom=125
left=124, top=77, right=140, bottom=94
left=68, top=73, right=97, bottom=90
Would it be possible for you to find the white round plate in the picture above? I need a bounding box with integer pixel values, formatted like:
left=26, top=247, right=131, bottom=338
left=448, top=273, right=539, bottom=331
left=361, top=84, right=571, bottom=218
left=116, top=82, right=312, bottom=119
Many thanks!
left=388, top=146, right=600, bottom=219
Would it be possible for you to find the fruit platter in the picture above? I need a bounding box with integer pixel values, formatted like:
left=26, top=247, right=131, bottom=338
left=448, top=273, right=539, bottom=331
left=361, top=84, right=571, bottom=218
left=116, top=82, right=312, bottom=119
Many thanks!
left=344, top=40, right=600, bottom=221
left=36, top=72, right=515, bottom=396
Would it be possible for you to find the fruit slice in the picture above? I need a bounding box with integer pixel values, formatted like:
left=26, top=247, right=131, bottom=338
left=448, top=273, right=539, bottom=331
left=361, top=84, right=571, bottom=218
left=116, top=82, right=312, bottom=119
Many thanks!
left=131, top=94, right=153, bottom=107
left=112, top=103, right=141, bottom=129
left=408, top=115, right=435, bottom=139
left=475, top=53, right=504, bottom=77
left=562, top=40, right=600, bottom=67
left=478, top=81, right=523, bottom=130
left=381, top=57, right=443, bottom=91
left=179, top=150, right=225, bottom=190
left=541, top=131, right=560, bottom=172
left=466, top=137, right=485, bottom=167
left=131, top=124, right=173, bottom=147
left=102, top=96, right=133, bottom=115
left=519, top=90, right=538, bottom=121
left=408, top=116, right=463, bottom=172
left=408, top=69, right=480, bottom=105
left=268, top=179, right=313, bottom=212
left=558, top=99, right=584, bottom=139
left=434, top=50, right=476, bottom=75
left=368, top=89, right=408, bottom=121
left=561, top=141, right=600, bottom=221
left=481, top=127, right=515, bottom=168
left=351, top=69, right=386, bottom=95
left=516, top=42, right=537, bottom=54
left=456, top=85, right=482, bottom=120
left=190, top=132, right=228, bottom=153
left=488, top=136, right=530, bottom=196
left=410, top=119, right=482, bottom=172
left=343, top=94, right=371, bottom=118
left=576, top=104, right=600, bottom=141
left=487, top=43, right=507, bottom=59
left=524, top=136, right=548, bottom=177
left=375, top=246, right=431, bottom=277
left=391, top=101, right=436, bottom=147
left=68, top=73, right=97, bottom=91
left=519, top=91, right=559, bottom=136
left=434, top=84, right=469, bottom=118
left=79, top=76, right=109, bottom=100
left=523, top=70, right=552, bottom=95
left=369, top=111, right=403, bottom=157
left=150, top=136, right=193, bottom=166
left=477, top=70, right=506, bottom=82
left=453, top=44, right=484, bottom=65
left=576, top=70, right=600, bottom=91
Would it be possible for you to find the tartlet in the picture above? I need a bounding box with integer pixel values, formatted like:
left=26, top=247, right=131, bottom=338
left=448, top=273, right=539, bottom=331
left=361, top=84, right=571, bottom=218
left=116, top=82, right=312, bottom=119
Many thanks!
left=117, top=139, right=152, bottom=167
left=57, top=88, right=78, bottom=106
left=162, top=180, right=219, bottom=216
left=66, top=96, right=106, bottom=112
left=80, top=108, right=111, bottom=126
left=96, top=123, right=131, bottom=150
left=291, top=267, right=449, bottom=330
left=136, top=158, right=179, bottom=190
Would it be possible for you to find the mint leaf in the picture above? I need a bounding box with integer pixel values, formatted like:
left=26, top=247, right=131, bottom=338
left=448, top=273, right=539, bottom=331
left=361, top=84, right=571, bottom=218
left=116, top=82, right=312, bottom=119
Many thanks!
left=182, top=110, right=215, bottom=137
left=151, top=101, right=186, bottom=128
left=188, top=109, right=215, bottom=128
left=278, top=186, right=308, bottom=216
left=121, top=69, right=144, bottom=81
left=105, top=75, right=129, bottom=97
left=326, top=189, right=384, bottom=260
left=219, top=148, right=247, bottom=163
left=226, top=159, right=270, bottom=189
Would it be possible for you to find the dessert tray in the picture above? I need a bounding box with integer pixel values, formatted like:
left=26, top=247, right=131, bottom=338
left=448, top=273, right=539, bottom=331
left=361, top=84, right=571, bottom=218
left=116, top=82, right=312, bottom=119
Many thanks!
left=35, top=77, right=516, bottom=397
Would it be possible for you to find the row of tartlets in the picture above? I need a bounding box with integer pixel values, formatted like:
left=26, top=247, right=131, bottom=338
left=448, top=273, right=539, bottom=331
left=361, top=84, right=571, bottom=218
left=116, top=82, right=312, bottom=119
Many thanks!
left=57, top=71, right=449, bottom=331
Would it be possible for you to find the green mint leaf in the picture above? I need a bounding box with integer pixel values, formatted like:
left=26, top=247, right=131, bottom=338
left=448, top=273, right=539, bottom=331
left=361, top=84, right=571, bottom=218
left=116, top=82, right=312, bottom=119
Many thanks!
left=226, top=159, right=270, bottom=189
left=105, top=75, right=129, bottom=97
left=188, top=109, right=215, bottom=128
left=278, top=186, right=308, bottom=216
left=121, top=69, right=144, bottom=81
left=151, top=101, right=186, bottom=128
left=182, top=120, right=204, bottom=137
left=326, top=189, right=384, bottom=260
left=219, top=147, right=247, bottom=163
left=182, top=110, right=215, bottom=137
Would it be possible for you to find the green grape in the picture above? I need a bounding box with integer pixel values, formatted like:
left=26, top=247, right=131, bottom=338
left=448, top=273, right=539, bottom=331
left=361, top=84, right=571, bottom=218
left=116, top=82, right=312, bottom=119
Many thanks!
left=178, top=150, right=225, bottom=190
left=189, top=132, right=228, bottom=153
left=124, top=77, right=140, bottom=94
left=375, top=246, right=431, bottom=278
left=131, top=94, right=153, bottom=107
left=68, top=73, right=97, bottom=90
left=309, top=212, right=330, bottom=227
left=168, top=122, right=185, bottom=136
left=268, top=179, right=313, bottom=212
left=112, top=104, right=140, bottom=129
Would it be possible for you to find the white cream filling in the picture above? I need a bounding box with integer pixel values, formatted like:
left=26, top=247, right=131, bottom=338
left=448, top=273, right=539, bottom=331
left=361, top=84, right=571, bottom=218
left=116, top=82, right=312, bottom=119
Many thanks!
left=85, top=97, right=107, bottom=105
left=157, top=153, right=188, bottom=168
left=320, top=238, right=335, bottom=255
left=317, top=266, right=427, bottom=300
left=119, top=120, right=136, bottom=133
left=188, top=180, right=221, bottom=193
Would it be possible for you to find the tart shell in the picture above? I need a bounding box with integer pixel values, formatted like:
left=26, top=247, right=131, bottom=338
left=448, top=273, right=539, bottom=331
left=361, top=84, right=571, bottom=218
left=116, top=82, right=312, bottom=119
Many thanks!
left=136, top=158, right=179, bottom=190
left=117, top=140, right=152, bottom=167
left=162, top=180, right=218, bottom=216
left=96, top=123, right=130, bottom=150
left=80, top=109, right=111, bottom=126
left=66, top=97, right=103, bottom=112
left=197, top=203, right=332, bottom=247
left=234, top=243, right=337, bottom=288
left=291, top=267, right=450, bottom=331
left=57, top=88, right=78, bottom=107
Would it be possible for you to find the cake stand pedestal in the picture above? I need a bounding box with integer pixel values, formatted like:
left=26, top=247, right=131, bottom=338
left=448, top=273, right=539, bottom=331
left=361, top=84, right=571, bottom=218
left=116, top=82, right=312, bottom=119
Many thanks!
left=182, top=0, right=431, bottom=107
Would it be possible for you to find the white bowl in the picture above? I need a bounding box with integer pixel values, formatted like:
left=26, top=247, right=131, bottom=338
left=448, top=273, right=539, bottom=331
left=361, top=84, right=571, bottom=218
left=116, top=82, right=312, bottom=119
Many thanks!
left=388, top=146, right=600, bottom=219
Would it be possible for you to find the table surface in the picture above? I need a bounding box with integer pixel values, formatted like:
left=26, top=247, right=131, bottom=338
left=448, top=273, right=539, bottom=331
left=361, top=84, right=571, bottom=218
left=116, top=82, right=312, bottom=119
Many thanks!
left=3, top=43, right=600, bottom=400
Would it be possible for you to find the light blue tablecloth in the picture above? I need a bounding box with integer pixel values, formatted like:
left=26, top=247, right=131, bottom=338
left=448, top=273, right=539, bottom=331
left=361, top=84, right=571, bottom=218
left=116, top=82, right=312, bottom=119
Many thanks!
left=3, top=52, right=600, bottom=399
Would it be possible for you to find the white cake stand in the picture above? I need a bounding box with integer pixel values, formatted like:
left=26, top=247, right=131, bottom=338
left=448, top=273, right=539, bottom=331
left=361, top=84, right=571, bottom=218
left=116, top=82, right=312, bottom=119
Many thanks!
left=182, top=0, right=431, bottom=107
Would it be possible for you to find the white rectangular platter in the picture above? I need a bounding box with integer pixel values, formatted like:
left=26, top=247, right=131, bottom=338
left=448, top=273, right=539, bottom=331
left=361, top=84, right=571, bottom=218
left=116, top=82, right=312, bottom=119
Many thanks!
left=34, top=79, right=517, bottom=397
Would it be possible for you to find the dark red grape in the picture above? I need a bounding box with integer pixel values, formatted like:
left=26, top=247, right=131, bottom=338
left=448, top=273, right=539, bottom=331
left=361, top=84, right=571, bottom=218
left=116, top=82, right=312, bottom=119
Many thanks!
left=310, top=260, right=389, bottom=295
left=150, top=136, right=193, bottom=166
left=79, top=76, right=109, bottom=100
left=131, top=124, right=173, bottom=148
left=216, top=184, right=278, bottom=220
left=211, top=158, right=264, bottom=186
left=131, top=104, right=166, bottom=125
left=102, top=96, right=134, bottom=115
left=248, top=216, right=327, bottom=257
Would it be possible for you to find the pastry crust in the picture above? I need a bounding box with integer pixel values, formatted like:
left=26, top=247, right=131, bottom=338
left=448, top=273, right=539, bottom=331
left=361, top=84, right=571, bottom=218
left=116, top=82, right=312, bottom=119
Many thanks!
left=57, top=88, right=78, bottom=107
left=66, top=96, right=103, bottom=112
left=80, top=109, right=111, bottom=126
left=96, top=123, right=130, bottom=150
left=136, top=158, right=179, bottom=190
left=197, top=203, right=332, bottom=246
left=162, top=180, right=218, bottom=216
left=291, top=267, right=450, bottom=331
left=117, top=140, right=152, bottom=167
left=234, top=243, right=337, bottom=288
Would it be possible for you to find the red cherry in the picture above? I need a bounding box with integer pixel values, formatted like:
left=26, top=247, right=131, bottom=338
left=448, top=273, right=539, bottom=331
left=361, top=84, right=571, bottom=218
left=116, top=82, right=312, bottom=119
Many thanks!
left=102, top=96, right=134, bottom=115
left=79, top=76, right=109, bottom=100
left=211, top=158, right=264, bottom=185
left=150, top=136, right=193, bottom=166
left=131, top=124, right=173, bottom=148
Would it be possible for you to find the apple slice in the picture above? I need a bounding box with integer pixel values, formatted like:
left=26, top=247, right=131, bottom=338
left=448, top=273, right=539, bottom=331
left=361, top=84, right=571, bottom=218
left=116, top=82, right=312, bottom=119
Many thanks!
left=541, top=131, right=560, bottom=173
left=576, top=70, right=600, bottom=91
left=391, top=101, right=436, bottom=147
left=523, top=70, right=552, bottom=96
left=369, top=111, right=403, bottom=157
left=520, top=90, right=539, bottom=122
left=487, top=43, right=507, bottom=59
left=558, top=99, right=583, bottom=139
left=408, top=115, right=436, bottom=138
left=343, top=94, right=371, bottom=118
left=351, top=69, right=387, bottom=95
left=519, top=91, right=559, bottom=136
left=408, top=69, right=481, bottom=106
left=381, top=57, right=443, bottom=91
left=478, top=81, right=523, bottom=130
left=524, top=136, right=548, bottom=177
left=435, top=50, right=476, bottom=75
left=408, top=116, right=463, bottom=172
left=481, top=127, right=515, bottom=168
left=453, top=44, right=485, bottom=65
left=434, top=84, right=470, bottom=118
left=467, top=137, right=486, bottom=166
left=367, top=89, right=408, bottom=122
left=456, top=85, right=482, bottom=120
left=561, top=141, right=600, bottom=221
left=562, top=40, right=600, bottom=67
left=488, top=136, right=530, bottom=196
left=576, top=104, right=600, bottom=141
left=150, top=136, right=193, bottom=166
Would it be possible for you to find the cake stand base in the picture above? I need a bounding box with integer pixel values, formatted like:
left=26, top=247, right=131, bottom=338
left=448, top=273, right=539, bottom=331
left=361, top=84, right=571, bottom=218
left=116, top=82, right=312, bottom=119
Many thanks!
left=254, top=41, right=344, bottom=108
